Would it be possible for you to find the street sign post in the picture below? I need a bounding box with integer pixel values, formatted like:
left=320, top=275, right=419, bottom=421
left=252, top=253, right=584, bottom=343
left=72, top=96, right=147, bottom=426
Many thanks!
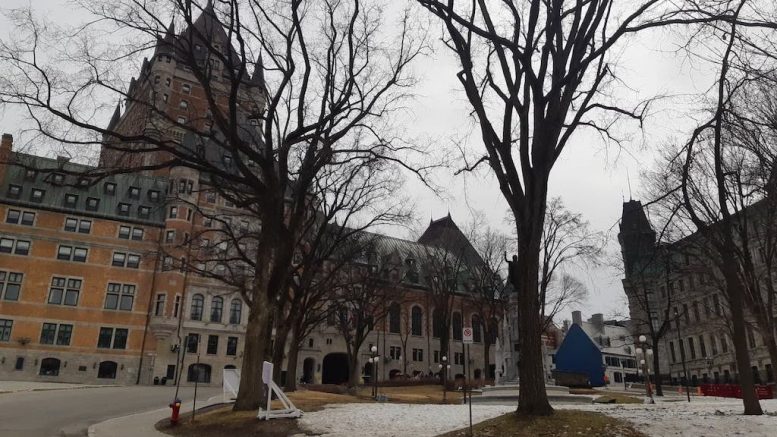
left=462, top=327, right=473, bottom=436
left=463, top=326, right=473, bottom=344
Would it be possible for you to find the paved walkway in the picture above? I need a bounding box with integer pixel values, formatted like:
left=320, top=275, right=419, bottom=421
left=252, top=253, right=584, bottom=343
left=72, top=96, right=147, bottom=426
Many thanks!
left=89, top=395, right=225, bottom=437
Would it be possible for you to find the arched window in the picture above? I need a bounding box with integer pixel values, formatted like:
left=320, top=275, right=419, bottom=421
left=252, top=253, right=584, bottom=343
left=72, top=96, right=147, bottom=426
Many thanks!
left=411, top=306, right=423, bottom=336
left=39, top=358, right=61, bottom=376
left=432, top=308, right=445, bottom=338
left=487, top=318, right=499, bottom=345
left=388, top=302, right=401, bottom=334
left=229, top=299, right=242, bottom=324
left=98, top=361, right=118, bottom=379
left=190, top=294, right=204, bottom=320
left=472, top=314, right=482, bottom=343
left=452, top=312, right=463, bottom=340
left=210, top=296, right=223, bottom=323
left=187, top=363, right=212, bottom=383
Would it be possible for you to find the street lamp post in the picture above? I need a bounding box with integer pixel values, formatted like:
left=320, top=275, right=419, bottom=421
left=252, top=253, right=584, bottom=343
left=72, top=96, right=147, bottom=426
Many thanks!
left=440, top=355, right=448, bottom=403
left=370, top=346, right=379, bottom=399
left=635, top=335, right=655, bottom=404
left=673, top=308, right=692, bottom=402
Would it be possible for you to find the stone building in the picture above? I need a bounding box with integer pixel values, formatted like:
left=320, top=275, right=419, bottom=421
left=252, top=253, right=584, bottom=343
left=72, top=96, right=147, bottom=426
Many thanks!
left=0, top=134, right=167, bottom=384
left=0, top=5, right=497, bottom=387
left=618, top=199, right=776, bottom=386
left=290, top=216, right=498, bottom=387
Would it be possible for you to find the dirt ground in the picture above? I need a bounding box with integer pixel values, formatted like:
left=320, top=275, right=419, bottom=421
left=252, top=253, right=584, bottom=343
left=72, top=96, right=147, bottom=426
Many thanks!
left=438, top=410, right=647, bottom=437
left=157, top=389, right=363, bottom=437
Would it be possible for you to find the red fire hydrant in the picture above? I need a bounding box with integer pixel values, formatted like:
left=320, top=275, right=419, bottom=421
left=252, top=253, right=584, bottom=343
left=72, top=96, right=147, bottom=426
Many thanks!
left=169, top=399, right=182, bottom=426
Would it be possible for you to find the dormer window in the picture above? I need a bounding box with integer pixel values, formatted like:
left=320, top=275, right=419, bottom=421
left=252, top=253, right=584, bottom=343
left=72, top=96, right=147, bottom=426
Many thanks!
left=30, top=188, right=45, bottom=203
left=177, top=116, right=187, bottom=124
left=182, top=84, right=191, bottom=94
left=77, top=177, right=91, bottom=188
left=128, top=186, right=140, bottom=199
left=117, top=203, right=130, bottom=216
left=179, top=100, right=188, bottom=110
left=64, top=194, right=78, bottom=208
left=24, top=169, right=37, bottom=180
left=104, top=182, right=116, bottom=195
left=138, top=206, right=151, bottom=219
left=51, top=173, right=65, bottom=185
left=86, top=197, right=100, bottom=211
left=148, top=190, right=160, bottom=202
left=7, top=184, right=21, bottom=199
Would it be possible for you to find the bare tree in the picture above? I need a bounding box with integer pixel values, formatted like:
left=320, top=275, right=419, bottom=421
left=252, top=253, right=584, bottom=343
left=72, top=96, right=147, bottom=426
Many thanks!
left=332, top=248, right=406, bottom=387
left=662, top=0, right=766, bottom=414
left=0, top=0, right=428, bottom=410
left=413, top=0, right=777, bottom=415
left=468, top=226, right=509, bottom=377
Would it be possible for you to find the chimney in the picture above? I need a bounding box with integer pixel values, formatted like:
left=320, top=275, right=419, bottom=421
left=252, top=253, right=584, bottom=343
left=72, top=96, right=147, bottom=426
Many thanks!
left=572, top=311, right=582, bottom=326
left=591, top=313, right=604, bottom=333
left=0, top=133, right=13, bottom=184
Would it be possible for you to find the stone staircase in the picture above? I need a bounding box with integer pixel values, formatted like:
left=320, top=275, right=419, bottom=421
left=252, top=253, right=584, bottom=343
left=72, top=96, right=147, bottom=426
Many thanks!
left=469, top=384, right=595, bottom=405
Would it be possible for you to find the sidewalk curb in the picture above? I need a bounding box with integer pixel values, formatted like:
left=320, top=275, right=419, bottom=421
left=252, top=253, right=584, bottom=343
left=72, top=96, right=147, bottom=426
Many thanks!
left=88, top=395, right=225, bottom=437
left=0, top=384, right=116, bottom=395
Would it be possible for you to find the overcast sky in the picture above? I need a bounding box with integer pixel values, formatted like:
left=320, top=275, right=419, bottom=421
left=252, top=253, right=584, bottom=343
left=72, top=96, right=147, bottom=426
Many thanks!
left=0, top=1, right=722, bottom=322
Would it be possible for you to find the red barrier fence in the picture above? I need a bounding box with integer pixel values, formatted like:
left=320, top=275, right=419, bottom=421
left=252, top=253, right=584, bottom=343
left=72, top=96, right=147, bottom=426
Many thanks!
left=700, top=384, right=773, bottom=399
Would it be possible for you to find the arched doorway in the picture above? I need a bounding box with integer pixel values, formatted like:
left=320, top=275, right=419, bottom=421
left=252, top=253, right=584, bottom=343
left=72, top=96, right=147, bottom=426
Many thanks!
left=363, top=361, right=374, bottom=384
left=224, top=364, right=237, bottom=370
left=98, top=361, right=118, bottom=379
left=389, top=369, right=402, bottom=380
left=302, top=358, right=315, bottom=384
left=187, top=363, right=212, bottom=383
left=322, top=353, right=349, bottom=384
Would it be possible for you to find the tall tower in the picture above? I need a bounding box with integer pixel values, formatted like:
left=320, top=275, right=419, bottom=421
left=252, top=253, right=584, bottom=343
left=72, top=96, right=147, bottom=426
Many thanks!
left=94, top=3, right=266, bottom=385
left=617, top=200, right=656, bottom=278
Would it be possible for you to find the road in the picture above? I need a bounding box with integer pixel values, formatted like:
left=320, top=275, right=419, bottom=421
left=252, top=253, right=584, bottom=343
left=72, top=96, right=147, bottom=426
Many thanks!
left=0, top=385, right=221, bottom=437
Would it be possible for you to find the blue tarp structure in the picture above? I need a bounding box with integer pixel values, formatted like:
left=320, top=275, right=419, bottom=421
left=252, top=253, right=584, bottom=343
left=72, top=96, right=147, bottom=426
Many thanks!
left=554, top=324, right=605, bottom=387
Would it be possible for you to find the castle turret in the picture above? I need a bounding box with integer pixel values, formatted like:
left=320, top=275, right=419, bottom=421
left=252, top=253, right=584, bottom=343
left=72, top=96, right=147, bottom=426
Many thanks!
left=617, top=200, right=656, bottom=277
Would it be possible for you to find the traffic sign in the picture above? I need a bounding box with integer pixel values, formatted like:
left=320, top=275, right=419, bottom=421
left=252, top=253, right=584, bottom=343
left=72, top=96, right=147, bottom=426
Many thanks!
left=463, top=326, right=473, bottom=344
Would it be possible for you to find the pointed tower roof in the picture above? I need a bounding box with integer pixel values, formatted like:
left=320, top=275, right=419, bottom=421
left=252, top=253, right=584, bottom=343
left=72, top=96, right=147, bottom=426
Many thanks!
left=246, top=55, right=265, bottom=88
left=154, top=19, right=176, bottom=55
left=107, top=101, right=121, bottom=131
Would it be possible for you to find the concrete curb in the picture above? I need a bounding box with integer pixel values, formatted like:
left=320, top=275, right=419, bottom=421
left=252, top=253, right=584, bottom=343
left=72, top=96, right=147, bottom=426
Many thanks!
left=88, top=395, right=225, bottom=437
left=0, top=384, right=116, bottom=395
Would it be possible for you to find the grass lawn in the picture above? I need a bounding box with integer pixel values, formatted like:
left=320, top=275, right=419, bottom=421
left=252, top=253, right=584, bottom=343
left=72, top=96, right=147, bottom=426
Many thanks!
left=157, top=385, right=459, bottom=437
left=437, top=410, right=647, bottom=437
left=156, top=389, right=363, bottom=437
left=355, top=384, right=464, bottom=404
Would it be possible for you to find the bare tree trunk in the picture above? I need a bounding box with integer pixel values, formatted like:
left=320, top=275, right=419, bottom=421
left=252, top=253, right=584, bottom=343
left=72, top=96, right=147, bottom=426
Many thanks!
left=483, top=342, right=491, bottom=380
left=348, top=353, right=361, bottom=388
left=514, top=185, right=553, bottom=416
left=272, top=324, right=290, bottom=383
left=234, top=300, right=272, bottom=410
left=285, top=341, right=300, bottom=392
left=723, top=265, right=763, bottom=415
left=651, top=338, right=664, bottom=396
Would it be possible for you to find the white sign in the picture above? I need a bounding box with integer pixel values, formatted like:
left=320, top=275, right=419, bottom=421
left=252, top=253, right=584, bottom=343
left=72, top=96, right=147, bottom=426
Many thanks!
left=262, top=361, right=274, bottom=384
left=463, top=326, right=473, bottom=344
left=223, top=368, right=241, bottom=402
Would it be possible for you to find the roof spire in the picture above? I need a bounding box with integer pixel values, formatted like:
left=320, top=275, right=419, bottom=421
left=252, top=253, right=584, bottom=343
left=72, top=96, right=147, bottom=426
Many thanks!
left=248, top=55, right=265, bottom=87
left=107, top=101, right=121, bottom=131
